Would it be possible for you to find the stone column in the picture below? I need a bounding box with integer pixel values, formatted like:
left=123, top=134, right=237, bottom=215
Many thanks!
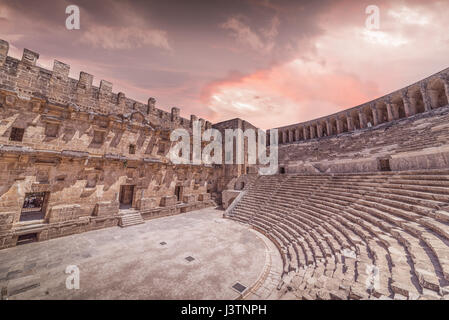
left=358, top=111, right=367, bottom=129
left=386, top=101, right=394, bottom=121
left=303, top=126, right=308, bottom=140
left=401, top=90, right=413, bottom=117
left=420, top=82, right=432, bottom=112
left=428, top=89, right=439, bottom=109
left=391, top=103, right=400, bottom=120
left=440, top=74, right=449, bottom=104
left=310, top=125, right=316, bottom=139
left=336, top=119, right=342, bottom=134
left=326, top=119, right=332, bottom=136
left=408, top=96, right=417, bottom=114
left=190, top=115, right=198, bottom=128
left=288, top=130, right=293, bottom=142
left=317, top=123, right=323, bottom=138
left=346, top=114, right=354, bottom=131
left=371, top=104, right=379, bottom=126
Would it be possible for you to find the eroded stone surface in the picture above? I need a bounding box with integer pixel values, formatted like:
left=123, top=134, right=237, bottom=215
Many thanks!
left=0, top=208, right=277, bottom=300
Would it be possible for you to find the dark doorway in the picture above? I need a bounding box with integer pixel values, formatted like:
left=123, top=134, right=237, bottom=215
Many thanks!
left=379, top=159, right=391, bottom=172
left=175, top=186, right=183, bottom=202
left=20, top=192, right=48, bottom=222
left=119, top=185, right=134, bottom=209
left=17, top=233, right=38, bottom=245
left=279, top=167, right=286, bottom=174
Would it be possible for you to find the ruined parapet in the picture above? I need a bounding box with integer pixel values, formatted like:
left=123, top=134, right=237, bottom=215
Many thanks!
left=0, top=39, right=192, bottom=129
left=0, top=40, right=9, bottom=67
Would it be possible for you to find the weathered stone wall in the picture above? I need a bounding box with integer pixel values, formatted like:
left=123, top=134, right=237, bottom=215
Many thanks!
left=272, top=68, right=449, bottom=145
left=0, top=39, right=222, bottom=249
left=212, top=118, right=260, bottom=202
left=269, top=66, right=449, bottom=173
left=277, top=105, right=449, bottom=173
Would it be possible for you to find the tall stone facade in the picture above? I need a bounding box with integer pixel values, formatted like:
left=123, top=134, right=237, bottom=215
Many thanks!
left=0, top=39, right=250, bottom=249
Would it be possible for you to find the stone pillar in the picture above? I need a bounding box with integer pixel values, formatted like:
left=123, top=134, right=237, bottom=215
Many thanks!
left=440, top=75, right=449, bottom=104
left=408, top=95, right=417, bottom=114
left=336, top=119, right=343, bottom=134
left=420, top=82, right=432, bottom=112
left=288, top=130, right=293, bottom=142
left=428, top=89, right=439, bottom=109
left=303, top=126, right=308, bottom=140
left=391, top=103, right=400, bottom=120
left=190, top=115, right=198, bottom=128
left=310, top=125, right=315, bottom=139
left=316, top=123, right=322, bottom=138
left=371, top=104, right=379, bottom=126
left=295, top=128, right=300, bottom=141
left=386, top=102, right=394, bottom=121
left=401, top=90, right=413, bottom=117
left=346, top=114, right=354, bottom=131
left=326, top=119, right=332, bottom=136
left=358, top=111, right=367, bottom=129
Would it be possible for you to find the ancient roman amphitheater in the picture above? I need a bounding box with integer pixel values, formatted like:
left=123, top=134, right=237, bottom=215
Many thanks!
left=1, top=39, right=449, bottom=300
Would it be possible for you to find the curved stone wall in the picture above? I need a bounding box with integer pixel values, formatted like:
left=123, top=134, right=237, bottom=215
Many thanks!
left=271, top=68, right=449, bottom=144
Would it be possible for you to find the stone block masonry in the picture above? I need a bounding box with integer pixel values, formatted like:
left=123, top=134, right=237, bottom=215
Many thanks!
left=0, top=39, right=226, bottom=249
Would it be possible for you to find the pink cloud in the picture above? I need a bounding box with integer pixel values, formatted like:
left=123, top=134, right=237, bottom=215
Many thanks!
left=201, top=60, right=380, bottom=129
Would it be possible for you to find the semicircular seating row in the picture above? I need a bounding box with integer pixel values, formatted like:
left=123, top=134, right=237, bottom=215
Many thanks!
left=279, top=105, right=449, bottom=163
left=227, top=171, right=449, bottom=300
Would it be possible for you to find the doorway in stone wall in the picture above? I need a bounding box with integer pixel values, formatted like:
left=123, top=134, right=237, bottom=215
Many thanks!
left=20, top=192, right=49, bottom=222
left=175, top=186, right=183, bottom=202
left=378, top=159, right=391, bottom=172
left=119, top=185, right=135, bottom=209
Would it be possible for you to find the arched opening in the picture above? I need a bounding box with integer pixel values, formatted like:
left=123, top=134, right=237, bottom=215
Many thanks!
left=296, top=128, right=303, bottom=140
left=391, top=95, right=406, bottom=119
left=428, top=78, right=448, bottom=109
left=279, top=130, right=284, bottom=144
left=330, top=118, right=337, bottom=136
left=362, top=106, right=374, bottom=127
left=376, top=102, right=388, bottom=124
left=319, top=121, right=327, bottom=137
left=409, top=87, right=425, bottom=114
left=350, top=110, right=360, bottom=130
left=339, top=116, right=348, bottom=133
left=303, top=126, right=310, bottom=140
left=310, top=125, right=317, bottom=139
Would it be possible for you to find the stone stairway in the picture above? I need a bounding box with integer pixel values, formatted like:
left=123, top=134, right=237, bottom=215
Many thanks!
left=226, top=170, right=449, bottom=300
left=119, top=211, right=145, bottom=227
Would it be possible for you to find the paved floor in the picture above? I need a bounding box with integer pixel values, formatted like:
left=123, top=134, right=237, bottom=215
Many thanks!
left=0, top=208, right=273, bottom=300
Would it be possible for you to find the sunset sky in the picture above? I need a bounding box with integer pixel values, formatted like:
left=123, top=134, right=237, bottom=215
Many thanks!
left=0, top=0, right=448, bottom=129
